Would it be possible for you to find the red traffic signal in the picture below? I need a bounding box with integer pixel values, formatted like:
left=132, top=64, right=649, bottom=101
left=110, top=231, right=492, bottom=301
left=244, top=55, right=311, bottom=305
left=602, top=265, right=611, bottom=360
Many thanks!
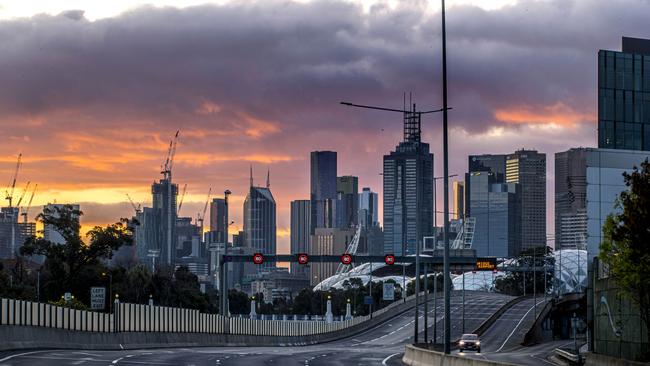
left=297, top=253, right=309, bottom=265
left=384, top=254, right=396, bottom=265
left=341, top=253, right=353, bottom=265
left=252, top=253, right=264, bottom=265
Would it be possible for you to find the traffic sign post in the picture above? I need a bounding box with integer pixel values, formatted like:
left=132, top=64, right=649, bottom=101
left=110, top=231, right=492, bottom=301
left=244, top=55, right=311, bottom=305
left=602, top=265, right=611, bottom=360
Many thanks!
left=384, top=254, right=395, bottom=265
left=90, top=287, right=106, bottom=310
left=383, top=282, right=395, bottom=301
left=297, top=253, right=309, bottom=265
left=340, top=253, right=353, bottom=265
left=252, top=253, right=264, bottom=265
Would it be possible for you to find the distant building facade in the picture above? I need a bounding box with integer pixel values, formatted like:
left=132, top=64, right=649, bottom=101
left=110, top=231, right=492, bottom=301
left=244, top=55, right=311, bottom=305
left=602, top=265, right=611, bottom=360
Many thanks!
left=310, top=227, right=356, bottom=286
left=310, top=151, right=337, bottom=232
left=290, top=200, right=311, bottom=277
left=452, top=181, right=465, bottom=220
left=336, top=176, right=358, bottom=228
left=358, top=187, right=378, bottom=229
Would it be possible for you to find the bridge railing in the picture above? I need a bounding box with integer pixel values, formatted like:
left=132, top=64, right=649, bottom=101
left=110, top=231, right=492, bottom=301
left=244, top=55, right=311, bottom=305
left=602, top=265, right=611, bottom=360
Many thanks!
left=1, top=292, right=423, bottom=337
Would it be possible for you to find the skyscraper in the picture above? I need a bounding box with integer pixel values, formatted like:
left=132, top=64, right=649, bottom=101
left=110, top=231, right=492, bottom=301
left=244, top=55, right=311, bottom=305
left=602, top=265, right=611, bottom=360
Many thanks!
left=383, top=110, right=434, bottom=255
left=290, top=200, right=310, bottom=277
left=452, top=181, right=465, bottom=220
left=358, top=187, right=378, bottom=229
left=555, top=148, right=588, bottom=250
left=598, top=37, right=650, bottom=151
left=505, top=150, right=546, bottom=251
left=151, top=178, right=178, bottom=264
left=310, top=151, right=337, bottom=232
left=243, top=169, right=276, bottom=269
left=336, top=175, right=358, bottom=228
left=467, top=172, right=519, bottom=257
left=209, top=198, right=228, bottom=244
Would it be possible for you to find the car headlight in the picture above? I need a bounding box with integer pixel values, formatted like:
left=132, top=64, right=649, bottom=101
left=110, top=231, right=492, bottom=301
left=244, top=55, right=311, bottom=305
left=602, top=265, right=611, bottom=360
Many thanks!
left=476, top=341, right=480, bottom=345
left=459, top=341, right=465, bottom=345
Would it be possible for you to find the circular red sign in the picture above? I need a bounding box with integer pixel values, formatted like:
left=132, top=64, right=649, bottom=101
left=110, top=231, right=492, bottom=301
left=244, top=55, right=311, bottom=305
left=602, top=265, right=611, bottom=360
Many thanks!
left=341, top=253, right=353, bottom=265
left=297, top=253, right=309, bottom=265
left=253, top=253, right=264, bottom=265
left=384, top=254, right=395, bottom=265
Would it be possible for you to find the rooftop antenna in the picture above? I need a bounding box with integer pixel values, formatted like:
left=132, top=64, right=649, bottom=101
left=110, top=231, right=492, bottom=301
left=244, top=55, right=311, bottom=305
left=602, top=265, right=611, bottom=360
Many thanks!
left=266, top=168, right=270, bottom=188
left=249, top=164, right=254, bottom=187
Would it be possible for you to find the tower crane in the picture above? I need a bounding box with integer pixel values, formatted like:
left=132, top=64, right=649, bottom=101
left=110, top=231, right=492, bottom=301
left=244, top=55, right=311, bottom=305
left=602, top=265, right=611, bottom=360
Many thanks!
left=177, top=183, right=187, bottom=214
left=160, top=130, right=179, bottom=180
left=15, top=181, right=30, bottom=207
left=125, top=193, right=142, bottom=214
left=5, top=153, right=22, bottom=207
left=20, top=184, right=37, bottom=224
left=197, top=187, right=212, bottom=233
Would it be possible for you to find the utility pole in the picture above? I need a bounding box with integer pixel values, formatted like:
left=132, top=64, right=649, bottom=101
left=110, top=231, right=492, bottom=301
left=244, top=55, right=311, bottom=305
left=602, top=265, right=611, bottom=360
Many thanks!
left=441, top=0, right=453, bottom=354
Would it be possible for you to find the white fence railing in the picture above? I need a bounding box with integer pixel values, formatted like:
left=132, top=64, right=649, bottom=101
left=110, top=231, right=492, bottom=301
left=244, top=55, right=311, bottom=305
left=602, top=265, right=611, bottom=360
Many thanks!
left=1, top=292, right=423, bottom=337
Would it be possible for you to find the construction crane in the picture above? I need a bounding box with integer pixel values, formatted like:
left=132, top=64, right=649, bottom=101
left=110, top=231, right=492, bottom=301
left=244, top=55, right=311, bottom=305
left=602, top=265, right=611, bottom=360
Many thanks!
left=15, top=181, right=30, bottom=207
left=160, top=130, right=179, bottom=180
left=20, top=184, right=37, bottom=224
left=177, top=183, right=188, bottom=214
left=5, top=153, right=22, bottom=207
left=125, top=193, right=142, bottom=214
left=197, top=188, right=212, bottom=233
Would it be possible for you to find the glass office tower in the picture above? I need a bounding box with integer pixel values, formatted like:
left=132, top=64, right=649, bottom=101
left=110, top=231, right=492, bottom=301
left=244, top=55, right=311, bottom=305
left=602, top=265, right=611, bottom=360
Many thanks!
left=598, top=37, right=650, bottom=151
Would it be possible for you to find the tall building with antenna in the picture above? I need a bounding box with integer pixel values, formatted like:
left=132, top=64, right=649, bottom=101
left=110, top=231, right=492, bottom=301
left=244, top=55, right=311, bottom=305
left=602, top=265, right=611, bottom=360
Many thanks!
left=243, top=167, right=277, bottom=269
left=383, top=103, right=434, bottom=255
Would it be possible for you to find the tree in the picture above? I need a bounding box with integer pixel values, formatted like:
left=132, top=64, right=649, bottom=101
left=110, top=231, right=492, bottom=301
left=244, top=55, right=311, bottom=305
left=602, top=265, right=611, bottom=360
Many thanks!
left=20, top=205, right=134, bottom=304
left=599, top=159, right=650, bottom=350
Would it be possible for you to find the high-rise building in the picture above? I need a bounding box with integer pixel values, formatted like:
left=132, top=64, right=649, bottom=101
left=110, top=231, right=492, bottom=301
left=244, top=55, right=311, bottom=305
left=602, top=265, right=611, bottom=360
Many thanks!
left=383, top=109, right=434, bottom=255
left=336, top=176, right=358, bottom=228
left=358, top=187, right=378, bottom=229
left=151, top=178, right=178, bottom=265
left=290, top=200, right=310, bottom=277
left=209, top=198, right=228, bottom=244
left=452, top=181, right=465, bottom=220
left=555, top=149, right=588, bottom=250
left=243, top=170, right=276, bottom=269
left=469, top=154, right=507, bottom=182
left=598, top=37, right=650, bottom=151
left=467, top=172, right=520, bottom=257
left=0, top=207, right=22, bottom=259
left=555, top=148, right=650, bottom=260
left=310, top=151, right=337, bottom=232
left=506, top=150, right=546, bottom=251
left=232, top=231, right=245, bottom=247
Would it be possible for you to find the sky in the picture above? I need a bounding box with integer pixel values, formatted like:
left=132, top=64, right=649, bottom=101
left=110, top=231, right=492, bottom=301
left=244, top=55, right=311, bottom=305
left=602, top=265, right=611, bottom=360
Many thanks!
left=0, top=0, right=648, bottom=252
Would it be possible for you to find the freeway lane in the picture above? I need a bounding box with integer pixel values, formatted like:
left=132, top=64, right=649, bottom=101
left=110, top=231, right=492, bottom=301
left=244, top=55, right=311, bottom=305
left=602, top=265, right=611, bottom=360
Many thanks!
left=0, top=291, right=510, bottom=366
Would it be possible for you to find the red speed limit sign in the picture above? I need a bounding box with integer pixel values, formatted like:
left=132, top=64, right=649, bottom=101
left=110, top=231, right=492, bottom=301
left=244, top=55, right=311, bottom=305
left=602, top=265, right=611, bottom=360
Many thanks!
left=384, top=254, right=396, bottom=265
left=252, top=253, right=264, bottom=265
left=297, top=253, right=309, bottom=265
left=341, top=253, right=353, bottom=265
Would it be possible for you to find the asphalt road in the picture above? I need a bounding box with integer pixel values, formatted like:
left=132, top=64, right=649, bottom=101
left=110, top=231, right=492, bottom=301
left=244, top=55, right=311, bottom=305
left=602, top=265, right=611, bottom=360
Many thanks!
left=0, top=292, right=556, bottom=366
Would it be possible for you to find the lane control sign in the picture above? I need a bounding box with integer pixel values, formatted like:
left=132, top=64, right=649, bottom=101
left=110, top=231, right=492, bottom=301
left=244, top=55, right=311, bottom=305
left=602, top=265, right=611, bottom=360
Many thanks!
left=253, top=253, right=264, bottom=265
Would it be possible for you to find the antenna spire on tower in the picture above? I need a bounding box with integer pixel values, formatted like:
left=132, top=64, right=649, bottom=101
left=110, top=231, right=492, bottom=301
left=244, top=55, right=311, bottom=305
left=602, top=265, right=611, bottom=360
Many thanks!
left=266, top=168, right=270, bottom=188
left=250, top=164, right=254, bottom=187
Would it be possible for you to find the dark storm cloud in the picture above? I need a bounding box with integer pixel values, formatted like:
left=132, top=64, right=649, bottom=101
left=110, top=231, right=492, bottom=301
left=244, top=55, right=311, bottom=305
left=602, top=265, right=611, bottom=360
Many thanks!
left=2, top=0, right=647, bottom=136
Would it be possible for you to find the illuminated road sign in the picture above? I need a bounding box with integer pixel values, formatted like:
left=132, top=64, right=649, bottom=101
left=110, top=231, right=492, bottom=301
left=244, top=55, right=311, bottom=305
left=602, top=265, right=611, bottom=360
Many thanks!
left=384, top=254, right=396, bottom=265
left=253, top=253, right=264, bottom=265
left=475, top=257, right=497, bottom=271
left=341, top=253, right=353, bottom=265
left=297, top=253, right=309, bottom=265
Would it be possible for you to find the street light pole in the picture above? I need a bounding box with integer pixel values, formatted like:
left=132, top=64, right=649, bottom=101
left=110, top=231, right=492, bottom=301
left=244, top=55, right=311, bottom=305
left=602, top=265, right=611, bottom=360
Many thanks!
left=441, top=0, right=452, bottom=354
left=221, top=189, right=231, bottom=316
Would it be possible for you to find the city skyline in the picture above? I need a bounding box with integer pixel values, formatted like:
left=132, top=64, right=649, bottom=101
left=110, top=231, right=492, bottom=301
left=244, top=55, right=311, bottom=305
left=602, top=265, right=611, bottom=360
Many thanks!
left=1, top=0, right=649, bottom=254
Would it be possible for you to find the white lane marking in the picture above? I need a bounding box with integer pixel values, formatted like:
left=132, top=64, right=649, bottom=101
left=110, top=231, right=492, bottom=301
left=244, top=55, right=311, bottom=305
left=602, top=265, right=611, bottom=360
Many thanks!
left=112, top=356, right=124, bottom=364
left=382, top=353, right=400, bottom=365
left=496, top=300, right=546, bottom=352
left=0, top=350, right=49, bottom=363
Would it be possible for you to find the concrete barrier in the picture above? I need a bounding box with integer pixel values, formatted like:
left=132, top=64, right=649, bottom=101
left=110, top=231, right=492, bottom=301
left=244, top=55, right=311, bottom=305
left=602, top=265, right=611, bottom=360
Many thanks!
left=0, top=294, right=422, bottom=351
left=585, top=352, right=649, bottom=366
left=403, top=344, right=518, bottom=366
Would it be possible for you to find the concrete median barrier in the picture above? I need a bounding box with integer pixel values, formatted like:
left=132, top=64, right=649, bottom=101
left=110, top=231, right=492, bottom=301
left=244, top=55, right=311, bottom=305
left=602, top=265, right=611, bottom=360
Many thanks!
left=403, top=344, right=518, bottom=366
